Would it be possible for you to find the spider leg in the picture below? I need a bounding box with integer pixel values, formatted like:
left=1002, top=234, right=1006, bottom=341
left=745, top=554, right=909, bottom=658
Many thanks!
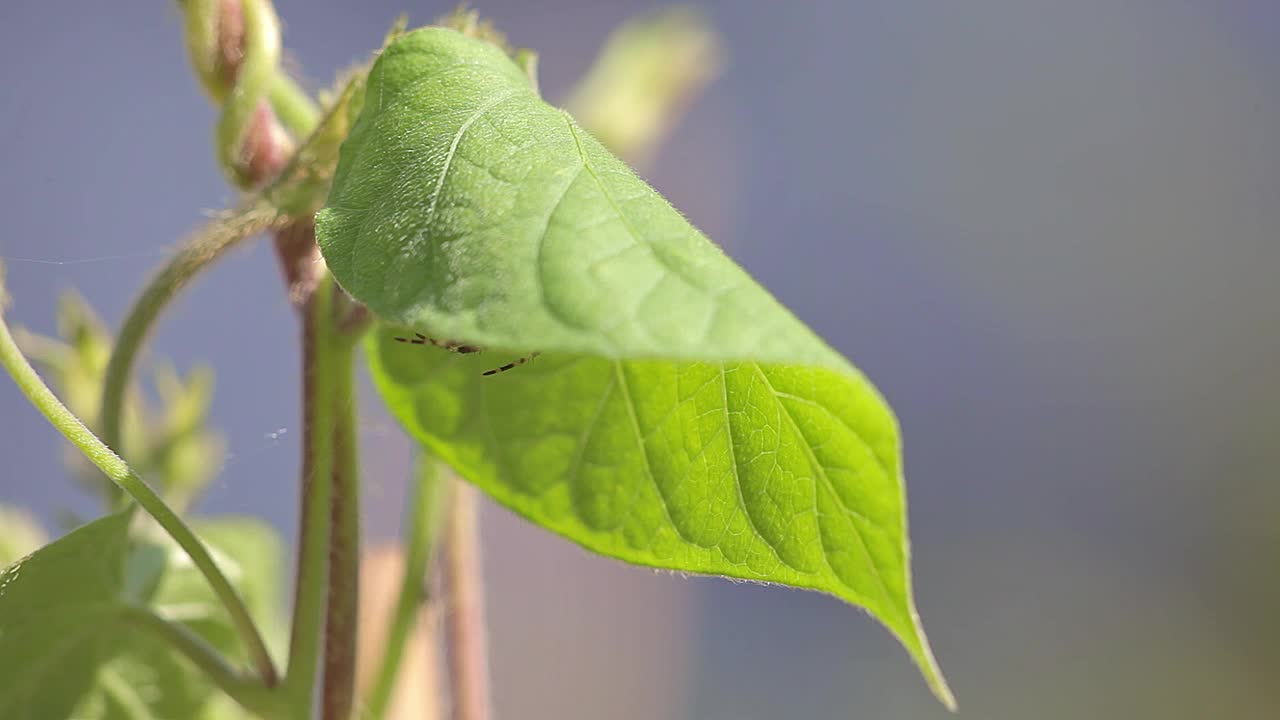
left=481, top=351, right=541, bottom=376
left=394, top=333, right=480, bottom=354
left=395, top=332, right=538, bottom=375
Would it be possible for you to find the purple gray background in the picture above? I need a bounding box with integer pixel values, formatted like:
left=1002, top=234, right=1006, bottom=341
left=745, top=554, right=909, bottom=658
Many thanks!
left=2, top=1, right=1278, bottom=718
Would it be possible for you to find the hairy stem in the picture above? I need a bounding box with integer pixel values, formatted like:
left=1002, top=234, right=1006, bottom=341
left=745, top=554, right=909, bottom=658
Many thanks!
left=269, top=73, right=322, bottom=138
left=444, top=482, right=493, bottom=720
left=99, top=200, right=282, bottom=457
left=179, top=0, right=319, bottom=139
left=284, top=274, right=338, bottom=717
left=321, top=330, right=361, bottom=720
left=0, top=266, right=278, bottom=686
left=365, top=456, right=449, bottom=720
left=215, top=0, right=282, bottom=182
left=121, top=605, right=284, bottom=717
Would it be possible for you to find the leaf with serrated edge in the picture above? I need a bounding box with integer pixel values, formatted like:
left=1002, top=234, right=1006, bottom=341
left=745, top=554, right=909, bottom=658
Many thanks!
left=318, top=27, right=953, bottom=708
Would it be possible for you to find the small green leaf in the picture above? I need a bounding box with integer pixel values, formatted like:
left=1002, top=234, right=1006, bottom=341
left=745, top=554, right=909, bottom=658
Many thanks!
left=0, top=511, right=133, bottom=718
left=318, top=27, right=953, bottom=707
left=0, top=512, right=285, bottom=719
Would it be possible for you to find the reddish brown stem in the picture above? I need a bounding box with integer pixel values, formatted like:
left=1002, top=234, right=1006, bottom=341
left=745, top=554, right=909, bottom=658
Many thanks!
left=321, top=368, right=361, bottom=720
left=444, top=483, right=493, bottom=720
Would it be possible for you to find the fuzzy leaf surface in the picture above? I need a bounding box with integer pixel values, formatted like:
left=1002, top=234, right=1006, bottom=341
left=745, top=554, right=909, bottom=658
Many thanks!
left=318, top=27, right=952, bottom=707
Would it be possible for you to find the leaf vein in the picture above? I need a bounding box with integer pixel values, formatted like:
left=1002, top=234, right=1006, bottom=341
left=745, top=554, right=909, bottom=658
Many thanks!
left=754, top=364, right=896, bottom=607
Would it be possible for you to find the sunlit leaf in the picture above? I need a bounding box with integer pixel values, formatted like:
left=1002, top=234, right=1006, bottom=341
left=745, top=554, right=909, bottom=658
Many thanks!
left=318, top=27, right=952, bottom=707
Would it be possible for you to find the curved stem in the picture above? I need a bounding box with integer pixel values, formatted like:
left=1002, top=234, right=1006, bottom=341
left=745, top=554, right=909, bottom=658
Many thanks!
left=444, top=482, right=493, bottom=720
left=269, top=73, right=321, bottom=138
left=99, top=199, right=280, bottom=458
left=365, top=456, right=449, bottom=720
left=0, top=268, right=278, bottom=686
left=121, top=605, right=284, bottom=717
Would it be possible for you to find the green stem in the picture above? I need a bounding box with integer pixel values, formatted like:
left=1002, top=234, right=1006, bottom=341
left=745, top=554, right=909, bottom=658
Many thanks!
left=0, top=267, right=278, bottom=686
left=365, top=456, right=449, bottom=720
left=283, top=275, right=338, bottom=717
left=121, top=605, right=284, bottom=717
left=100, top=200, right=280, bottom=458
left=321, top=330, right=361, bottom=720
left=269, top=73, right=321, bottom=138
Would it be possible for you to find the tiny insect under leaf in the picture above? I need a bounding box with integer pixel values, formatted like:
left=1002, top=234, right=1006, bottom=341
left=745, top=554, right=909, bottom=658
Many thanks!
left=394, top=333, right=540, bottom=376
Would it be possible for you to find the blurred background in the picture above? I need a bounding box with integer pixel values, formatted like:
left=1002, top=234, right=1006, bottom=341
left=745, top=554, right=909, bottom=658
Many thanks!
left=2, top=1, right=1278, bottom=718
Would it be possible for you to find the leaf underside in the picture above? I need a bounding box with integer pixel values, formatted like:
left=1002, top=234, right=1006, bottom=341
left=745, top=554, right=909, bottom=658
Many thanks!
left=318, top=27, right=952, bottom=707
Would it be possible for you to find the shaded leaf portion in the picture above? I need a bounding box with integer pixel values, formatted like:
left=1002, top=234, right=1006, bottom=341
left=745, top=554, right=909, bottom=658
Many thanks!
left=0, top=513, right=285, bottom=719
left=0, top=512, right=133, bottom=718
left=74, top=517, right=287, bottom=720
left=149, top=517, right=288, bottom=661
left=320, top=27, right=952, bottom=707
left=74, top=624, right=220, bottom=720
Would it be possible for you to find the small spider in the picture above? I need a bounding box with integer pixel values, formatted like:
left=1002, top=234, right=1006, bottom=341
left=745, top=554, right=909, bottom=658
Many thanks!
left=394, top=333, right=541, bottom=376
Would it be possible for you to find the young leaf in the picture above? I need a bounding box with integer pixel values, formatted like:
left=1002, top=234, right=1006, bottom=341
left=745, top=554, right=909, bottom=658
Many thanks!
left=317, top=27, right=953, bottom=708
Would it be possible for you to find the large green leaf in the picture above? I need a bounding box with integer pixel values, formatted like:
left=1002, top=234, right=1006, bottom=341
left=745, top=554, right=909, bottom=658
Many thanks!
left=318, top=27, right=953, bottom=708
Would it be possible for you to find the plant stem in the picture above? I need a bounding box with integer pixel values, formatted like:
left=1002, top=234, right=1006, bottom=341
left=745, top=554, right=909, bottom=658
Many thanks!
left=99, top=200, right=281, bottom=457
left=283, top=274, right=338, bottom=717
left=365, top=456, right=449, bottom=720
left=269, top=73, right=321, bottom=138
left=444, top=482, right=493, bottom=720
left=321, top=327, right=360, bottom=720
left=121, top=605, right=284, bottom=717
left=0, top=266, right=278, bottom=686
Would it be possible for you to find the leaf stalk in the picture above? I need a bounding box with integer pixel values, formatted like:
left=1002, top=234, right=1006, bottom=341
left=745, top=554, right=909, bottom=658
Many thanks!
left=0, top=264, right=279, bottom=687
